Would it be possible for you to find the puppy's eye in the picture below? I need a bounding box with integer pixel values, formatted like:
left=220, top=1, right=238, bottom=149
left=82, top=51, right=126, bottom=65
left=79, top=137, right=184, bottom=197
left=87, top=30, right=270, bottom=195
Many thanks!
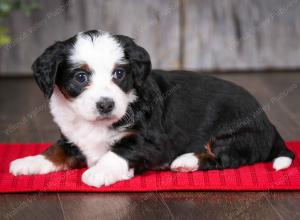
left=112, top=68, right=126, bottom=81
left=75, top=72, right=89, bottom=83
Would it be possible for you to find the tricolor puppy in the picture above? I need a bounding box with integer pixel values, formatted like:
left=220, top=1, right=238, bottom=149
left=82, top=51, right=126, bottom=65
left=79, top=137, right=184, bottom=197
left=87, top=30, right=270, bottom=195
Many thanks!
left=10, top=30, right=294, bottom=187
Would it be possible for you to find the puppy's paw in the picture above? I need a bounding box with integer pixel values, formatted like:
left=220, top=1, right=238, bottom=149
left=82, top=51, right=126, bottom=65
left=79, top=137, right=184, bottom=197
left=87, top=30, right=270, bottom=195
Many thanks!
left=81, top=151, right=134, bottom=187
left=170, top=153, right=199, bottom=172
left=9, top=155, right=59, bottom=176
left=81, top=166, right=133, bottom=187
left=273, top=156, right=293, bottom=171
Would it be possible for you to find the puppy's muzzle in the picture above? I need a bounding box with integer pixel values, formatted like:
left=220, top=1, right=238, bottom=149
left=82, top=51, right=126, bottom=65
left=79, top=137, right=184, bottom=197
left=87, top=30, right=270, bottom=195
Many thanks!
left=96, top=98, right=115, bottom=114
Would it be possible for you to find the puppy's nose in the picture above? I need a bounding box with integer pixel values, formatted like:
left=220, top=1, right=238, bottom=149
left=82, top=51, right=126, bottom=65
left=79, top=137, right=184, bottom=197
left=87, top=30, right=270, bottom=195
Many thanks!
left=96, top=98, right=115, bottom=114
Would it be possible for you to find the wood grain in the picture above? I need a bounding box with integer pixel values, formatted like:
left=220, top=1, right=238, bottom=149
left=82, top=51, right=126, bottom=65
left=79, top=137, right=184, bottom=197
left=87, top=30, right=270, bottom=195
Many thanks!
left=216, top=73, right=300, bottom=139
left=183, top=0, right=300, bottom=71
left=0, top=0, right=180, bottom=75
left=1, top=0, right=300, bottom=75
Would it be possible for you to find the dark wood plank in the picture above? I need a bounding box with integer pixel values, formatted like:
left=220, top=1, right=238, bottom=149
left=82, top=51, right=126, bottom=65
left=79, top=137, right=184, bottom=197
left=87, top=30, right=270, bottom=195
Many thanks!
left=260, top=72, right=300, bottom=137
left=58, top=192, right=174, bottom=220
left=58, top=191, right=300, bottom=220
left=216, top=73, right=300, bottom=140
left=265, top=192, right=300, bottom=219
left=0, top=78, right=59, bottom=143
left=158, top=192, right=281, bottom=220
left=0, top=193, right=64, bottom=220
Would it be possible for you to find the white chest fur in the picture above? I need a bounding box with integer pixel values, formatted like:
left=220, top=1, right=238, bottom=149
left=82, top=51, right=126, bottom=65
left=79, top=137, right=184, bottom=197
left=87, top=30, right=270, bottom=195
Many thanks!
left=49, top=90, right=126, bottom=167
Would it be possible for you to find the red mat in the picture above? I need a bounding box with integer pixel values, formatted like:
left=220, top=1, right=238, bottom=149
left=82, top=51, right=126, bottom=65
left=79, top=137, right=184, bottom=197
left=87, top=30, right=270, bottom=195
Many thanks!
left=0, top=141, right=300, bottom=193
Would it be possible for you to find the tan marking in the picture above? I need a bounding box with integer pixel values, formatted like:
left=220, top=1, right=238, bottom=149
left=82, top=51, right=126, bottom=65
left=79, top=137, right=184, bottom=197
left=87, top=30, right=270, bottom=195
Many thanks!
left=194, top=152, right=215, bottom=169
left=204, top=137, right=216, bottom=158
left=57, top=86, right=72, bottom=100
left=194, top=138, right=217, bottom=169
left=43, top=143, right=85, bottom=169
left=123, top=130, right=138, bottom=137
left=80, top=63, right=92, bottom=72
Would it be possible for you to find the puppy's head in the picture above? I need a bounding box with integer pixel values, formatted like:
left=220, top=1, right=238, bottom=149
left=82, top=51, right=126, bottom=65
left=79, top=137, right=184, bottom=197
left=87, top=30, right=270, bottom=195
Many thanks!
left=32, top=30, right=151, bottom=123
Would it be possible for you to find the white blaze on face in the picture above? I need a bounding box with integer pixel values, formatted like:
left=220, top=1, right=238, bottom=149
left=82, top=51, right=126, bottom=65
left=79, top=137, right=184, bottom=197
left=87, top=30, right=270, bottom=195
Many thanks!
left=68, top=32, right=136, bottom=121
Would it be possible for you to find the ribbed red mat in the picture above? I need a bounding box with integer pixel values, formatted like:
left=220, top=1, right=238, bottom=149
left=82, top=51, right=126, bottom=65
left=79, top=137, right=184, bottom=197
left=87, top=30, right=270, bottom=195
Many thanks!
left=0, top=142, right=300, bottom=193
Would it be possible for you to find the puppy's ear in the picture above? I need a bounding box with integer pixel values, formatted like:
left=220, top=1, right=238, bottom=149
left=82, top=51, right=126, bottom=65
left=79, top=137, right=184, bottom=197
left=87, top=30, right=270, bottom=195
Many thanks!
left=32, top=41, right=65, bottom=98
left=114, top=35, right=151, bottom=86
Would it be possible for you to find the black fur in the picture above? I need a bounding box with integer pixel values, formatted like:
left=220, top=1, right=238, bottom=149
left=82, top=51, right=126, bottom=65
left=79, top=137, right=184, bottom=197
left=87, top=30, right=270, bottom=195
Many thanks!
left=114, top=35, right=152, bottom=87
left=112, top=64, right=135, bottom=93
left=34, top=30, right=294, bottom=176
left=111, top=70, right=294, bottom=173
left=32, top=36, right=76, bottom=98
left=32, top=42, right=64, bottom=98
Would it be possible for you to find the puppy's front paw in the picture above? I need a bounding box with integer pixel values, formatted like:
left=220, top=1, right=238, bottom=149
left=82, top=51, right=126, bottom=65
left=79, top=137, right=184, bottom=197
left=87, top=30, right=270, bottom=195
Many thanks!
left=9, top=155, right=59, bottom=176
left=81, top=151, right=134, bottom=187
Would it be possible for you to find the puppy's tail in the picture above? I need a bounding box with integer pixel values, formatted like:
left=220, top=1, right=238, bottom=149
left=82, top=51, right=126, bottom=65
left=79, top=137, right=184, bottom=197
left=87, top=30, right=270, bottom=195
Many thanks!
left=271, top=127, right=294, bottom=171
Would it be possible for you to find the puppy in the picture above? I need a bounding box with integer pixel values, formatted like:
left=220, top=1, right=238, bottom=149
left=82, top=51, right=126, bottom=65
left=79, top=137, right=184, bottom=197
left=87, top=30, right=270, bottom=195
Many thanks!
left=10, top=30, right=294, bottom=187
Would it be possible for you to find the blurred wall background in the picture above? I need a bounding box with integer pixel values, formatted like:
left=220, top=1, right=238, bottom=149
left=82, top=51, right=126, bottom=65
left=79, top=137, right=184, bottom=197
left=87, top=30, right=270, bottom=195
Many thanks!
left=0, top=0, right=300, bottom=76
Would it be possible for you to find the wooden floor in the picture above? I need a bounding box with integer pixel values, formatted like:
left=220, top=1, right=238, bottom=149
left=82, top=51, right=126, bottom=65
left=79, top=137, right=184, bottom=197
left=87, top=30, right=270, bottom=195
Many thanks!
left=0, top=73, right=299, bottom=220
